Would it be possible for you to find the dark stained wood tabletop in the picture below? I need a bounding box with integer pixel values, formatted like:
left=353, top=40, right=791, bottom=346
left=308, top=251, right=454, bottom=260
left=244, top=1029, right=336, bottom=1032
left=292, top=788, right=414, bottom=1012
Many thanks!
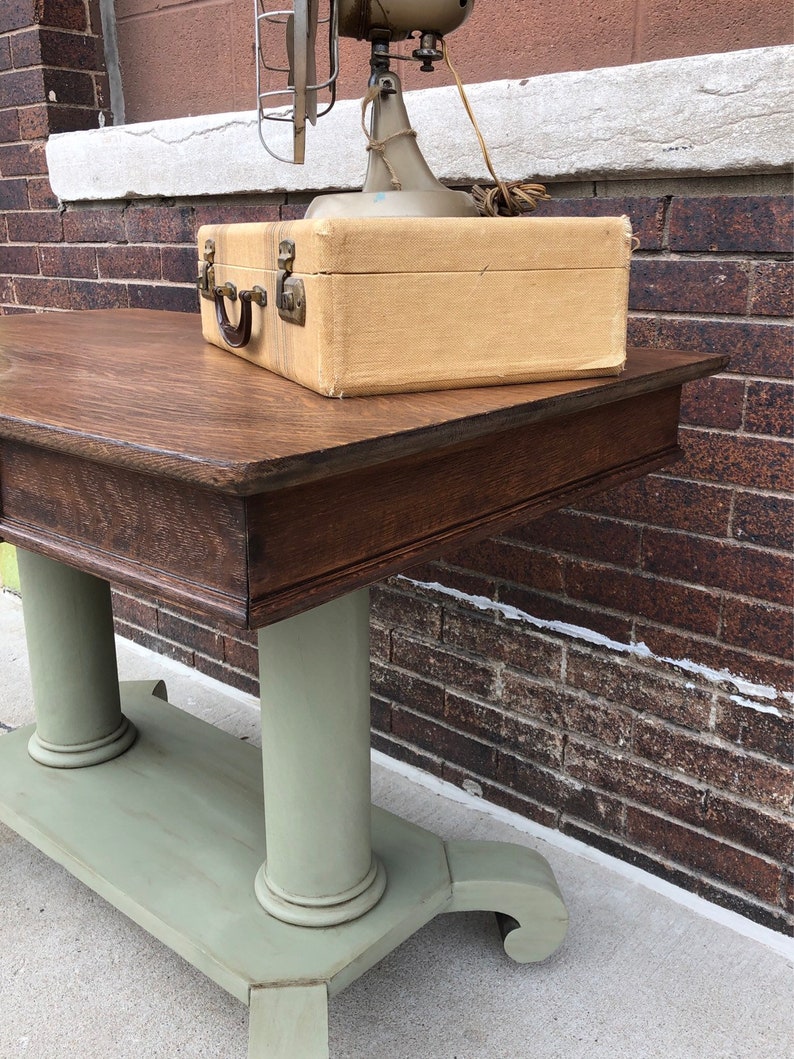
left=0, top=309, right=726, bottom=495
left=0, top=309, right=727, bottom=626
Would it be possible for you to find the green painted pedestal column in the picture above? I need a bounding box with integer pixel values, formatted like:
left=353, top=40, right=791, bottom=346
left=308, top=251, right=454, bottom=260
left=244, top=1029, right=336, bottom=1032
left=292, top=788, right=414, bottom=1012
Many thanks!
left=254, top=589, right=386, bottom=926
left=17, top=549, right=137, bottom=768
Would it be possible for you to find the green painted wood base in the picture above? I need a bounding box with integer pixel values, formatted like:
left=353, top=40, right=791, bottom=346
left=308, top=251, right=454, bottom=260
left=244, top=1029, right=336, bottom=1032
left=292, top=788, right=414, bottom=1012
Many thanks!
left=0, top=684, right=568, bottom=1056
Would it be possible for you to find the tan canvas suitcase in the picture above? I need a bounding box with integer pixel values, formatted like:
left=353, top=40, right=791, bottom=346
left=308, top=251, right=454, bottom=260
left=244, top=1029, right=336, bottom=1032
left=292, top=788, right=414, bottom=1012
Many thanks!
left=197, top=215, right=632, bottom=397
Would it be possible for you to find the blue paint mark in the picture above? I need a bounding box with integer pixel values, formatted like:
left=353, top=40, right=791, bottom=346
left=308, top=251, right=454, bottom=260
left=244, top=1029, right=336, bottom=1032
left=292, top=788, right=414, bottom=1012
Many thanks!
left=374, top=192, right=386, bottom=202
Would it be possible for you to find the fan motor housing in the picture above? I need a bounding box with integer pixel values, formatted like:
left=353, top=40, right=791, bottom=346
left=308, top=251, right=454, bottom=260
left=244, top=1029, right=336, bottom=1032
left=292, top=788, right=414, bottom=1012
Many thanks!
left=338, top=0, right=475, bottom=41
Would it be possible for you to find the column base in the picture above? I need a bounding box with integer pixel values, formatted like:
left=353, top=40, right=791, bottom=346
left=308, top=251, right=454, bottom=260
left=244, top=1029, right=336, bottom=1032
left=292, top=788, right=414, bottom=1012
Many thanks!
left=254, top=856, right=387, bottom=927
left=28, top=715, right=137, bottom=769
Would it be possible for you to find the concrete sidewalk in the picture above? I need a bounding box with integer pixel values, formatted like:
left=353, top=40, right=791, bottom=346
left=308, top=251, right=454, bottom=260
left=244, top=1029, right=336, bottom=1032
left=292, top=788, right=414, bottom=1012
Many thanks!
left=1, top=589, right=792, bottom=1059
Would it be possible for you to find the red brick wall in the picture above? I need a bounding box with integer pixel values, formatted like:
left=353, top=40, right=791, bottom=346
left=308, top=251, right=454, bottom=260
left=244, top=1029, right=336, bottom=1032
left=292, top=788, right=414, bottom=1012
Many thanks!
left=1, top=5, right=792, bottom=935
left=115, top=0, right=794, bottom=123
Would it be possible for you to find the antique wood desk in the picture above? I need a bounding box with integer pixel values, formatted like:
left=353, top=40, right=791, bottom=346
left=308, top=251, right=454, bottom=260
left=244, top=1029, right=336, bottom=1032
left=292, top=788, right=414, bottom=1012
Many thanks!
left=0, top=310, right=725, bottom=1057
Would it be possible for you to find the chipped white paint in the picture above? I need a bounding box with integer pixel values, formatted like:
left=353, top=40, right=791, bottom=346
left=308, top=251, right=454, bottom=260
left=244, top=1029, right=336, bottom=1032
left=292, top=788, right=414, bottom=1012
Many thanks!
left=45, top=46, right=793, bottom=202
left=729, top=695, right=783, bottom=717
left=399, top=575, right=789, bottom=707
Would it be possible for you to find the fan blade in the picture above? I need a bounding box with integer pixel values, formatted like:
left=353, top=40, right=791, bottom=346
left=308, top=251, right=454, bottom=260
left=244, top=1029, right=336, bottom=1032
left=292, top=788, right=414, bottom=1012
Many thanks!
left=290, top=4, right=307, bottom=163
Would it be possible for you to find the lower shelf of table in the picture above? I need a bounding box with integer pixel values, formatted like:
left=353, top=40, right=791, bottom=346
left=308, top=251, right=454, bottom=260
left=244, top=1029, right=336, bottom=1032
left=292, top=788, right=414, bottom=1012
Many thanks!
left=0, top=685, right=453, bottom=1005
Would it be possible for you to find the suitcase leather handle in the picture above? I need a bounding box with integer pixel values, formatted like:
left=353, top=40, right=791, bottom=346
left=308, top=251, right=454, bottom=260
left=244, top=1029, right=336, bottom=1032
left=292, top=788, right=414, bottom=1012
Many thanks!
left=213, top=284, right=266, bottom=349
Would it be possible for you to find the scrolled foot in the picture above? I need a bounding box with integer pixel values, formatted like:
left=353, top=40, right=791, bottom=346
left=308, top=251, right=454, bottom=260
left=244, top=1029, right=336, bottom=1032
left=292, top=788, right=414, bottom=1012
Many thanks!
left=445, top=839, right=568, bottom=963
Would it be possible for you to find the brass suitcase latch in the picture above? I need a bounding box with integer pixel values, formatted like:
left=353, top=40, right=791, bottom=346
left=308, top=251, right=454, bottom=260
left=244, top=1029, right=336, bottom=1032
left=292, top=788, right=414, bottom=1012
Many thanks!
left=277, top=239, right=306, bottom=326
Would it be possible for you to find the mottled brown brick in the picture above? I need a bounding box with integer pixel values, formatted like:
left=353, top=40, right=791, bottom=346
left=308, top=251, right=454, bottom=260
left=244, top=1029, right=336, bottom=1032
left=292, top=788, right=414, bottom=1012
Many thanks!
left=626, top=806, right=782, bottom=903
left=192, top=653, right=258, bottom=698
left=37, top=103, right=97, bottom=135
left=110, top=590, right=158, bottom=630
left=160, top=245, right=195, bottom=283
left=626, top=314, right=659, bottom=347
left=0, top=36, right=11, bottom=71
left=39, top=244, right=96, bottom=278
left=668, top=196, right=793, bottom=253
left=63, top=207, right=125, bottom=242
left=42, top=67, right=95, bottom=107
left=538, top=196, right=666, bottom=249
left=558, top=692, right=634, bottom=748
left=578, top=475, right=731, bottom=537
left=444, top=536, right=564, bottom=594
left=13, top=274, right=69, bottom=307
left=750, top=261, right=794, bottom=318
left=370, top=694, right=391, bottom=732
left=39, top=27, right=102, bottom=68
left=280, top=201, right=309, bottom=221
left=370, top=659, right=445, bottom=717
left=391, top=632, right=498, bottom=700
left=371, top=584, right=442, bottom=638
left=715, top=696, right=794, bottom=762
left=96, top=244, right=160, bottom=280
left=125, top=205, right=194, bottom=244
left=0, top=140, right=47, bottom=175
left=392, top=707, right=498, bottom=776
left=68, top=278, right=128, bottom=309
left=732, top=491, right=793, bottom=550
left=369, top=619, right=390, bottom=662
left=634, top=719, right=794, bottom=811
left=1, top=0, right=36, bottom=33
left=508, top=508, right=642, bottom=566
left=498, top=752, right=573, bottom=809
left=371, top=731, right=445, bottom=779
left=442, top=607, right=562, bottom=681
left=679, top=375, right=744, bottom=430
left=2, top=244, right=38, bottom=274
left=443, top=688, right=506, bottom=745
left=636, top=622, right=793, bottom=693
left=642, top=526, right=792, bottom=606
left=0, top=177, right=29, bottom=210
left=15, top=103, right=49, bottom=139
left=127, top=282, right=197, bottom=313
left=38, top=0, right=89, bottom=31
left=499, top=709, right=566, bottom=767
left=654, top=318, right=791, bottom=379
left=0, top=68, right=43, bottom=108
left=404, top=561, right=498, bottom=605
left=566, top=649, right=713, bottom=729
left=705, top=793, right=794, bottom=863
left=497, top=582, right=634, bottom=645
left=566, top=560, right=722, bottom=636
left=0, top=108, right=18, bottom=142
left=193, top=203, right=282, bottom=228
left=630, top=258, right=749, bottom=314
left=721, top=598, right=794, bottom=661
left=743, top=381, right=793, bottom=438
left=563, top=785, right=626, bottom=832
left=442, top=764, right=560, bottom=828
left=500, top=669, right=563, bottom=725
left=670, top=427, right=793, bottom=493
left=8, top=27, right=41, bottom=67
left=114, top=621, right=195, bottom=669
left=565, top=739, right=705, bottom=818
left=26, top=175, right=57, bottom=209
left=158, top=609, right=223, bottom=660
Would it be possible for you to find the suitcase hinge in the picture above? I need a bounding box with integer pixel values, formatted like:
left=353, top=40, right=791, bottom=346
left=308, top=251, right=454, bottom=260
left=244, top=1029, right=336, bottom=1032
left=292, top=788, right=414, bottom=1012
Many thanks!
left=197, top=238, right=216, bottom=301
left=276, top=239, right=306, bottom=326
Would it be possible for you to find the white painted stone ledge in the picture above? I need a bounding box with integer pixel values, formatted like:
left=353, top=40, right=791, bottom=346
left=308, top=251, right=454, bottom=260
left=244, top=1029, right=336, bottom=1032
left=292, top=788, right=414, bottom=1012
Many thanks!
left=47, top=46, right=793, bottom=202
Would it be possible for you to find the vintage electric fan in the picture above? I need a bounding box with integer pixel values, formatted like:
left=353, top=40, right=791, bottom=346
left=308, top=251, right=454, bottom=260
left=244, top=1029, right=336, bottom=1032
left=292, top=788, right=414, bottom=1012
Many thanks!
left=255, top=0, right=502, bottom=217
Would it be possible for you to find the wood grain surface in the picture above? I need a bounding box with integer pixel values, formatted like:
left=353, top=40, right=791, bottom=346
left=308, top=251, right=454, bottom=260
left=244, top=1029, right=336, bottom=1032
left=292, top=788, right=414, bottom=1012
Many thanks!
left=0, top=309, right=727, bottom=626
left=0, top=310, right=727, bottom=495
